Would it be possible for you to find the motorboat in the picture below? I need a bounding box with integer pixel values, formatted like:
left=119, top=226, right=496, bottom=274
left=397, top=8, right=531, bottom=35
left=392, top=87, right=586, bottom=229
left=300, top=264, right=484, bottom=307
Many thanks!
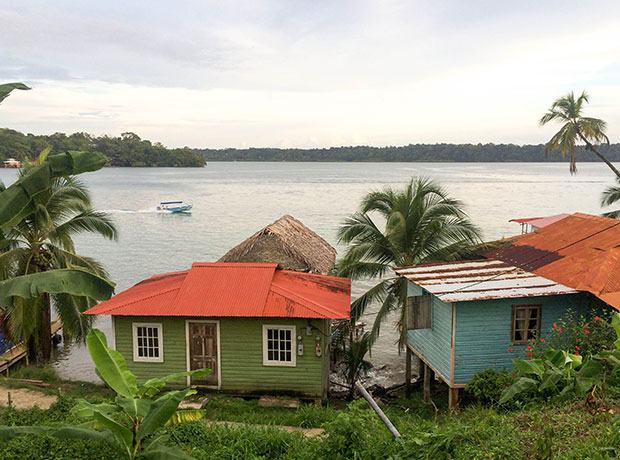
left=157, top=201, right=193, bottom=213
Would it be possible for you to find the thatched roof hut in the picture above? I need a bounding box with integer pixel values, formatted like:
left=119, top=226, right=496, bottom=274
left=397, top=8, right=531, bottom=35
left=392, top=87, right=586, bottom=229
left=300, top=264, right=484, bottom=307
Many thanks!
left=218, top=215, right=336, bottom=275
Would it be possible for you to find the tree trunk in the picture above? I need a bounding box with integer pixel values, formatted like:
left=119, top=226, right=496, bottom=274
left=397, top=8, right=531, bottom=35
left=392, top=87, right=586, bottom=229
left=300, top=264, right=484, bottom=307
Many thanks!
left=578, top=134, right=620, bottom=179
left=40, top=292, right=52, bottom=362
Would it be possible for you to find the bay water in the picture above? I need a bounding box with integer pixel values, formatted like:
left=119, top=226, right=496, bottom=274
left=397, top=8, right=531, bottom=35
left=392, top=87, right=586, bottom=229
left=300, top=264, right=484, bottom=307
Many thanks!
left=1, top=162, right=616, bottom=385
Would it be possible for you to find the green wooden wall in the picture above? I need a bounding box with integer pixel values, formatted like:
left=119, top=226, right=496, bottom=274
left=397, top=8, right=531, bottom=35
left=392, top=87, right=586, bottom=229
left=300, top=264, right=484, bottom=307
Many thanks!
left=113, top=316, right=329, bottom=397
left=452, top=293, right=602, bottom=384
left=406, top=281, right=453, bottom=382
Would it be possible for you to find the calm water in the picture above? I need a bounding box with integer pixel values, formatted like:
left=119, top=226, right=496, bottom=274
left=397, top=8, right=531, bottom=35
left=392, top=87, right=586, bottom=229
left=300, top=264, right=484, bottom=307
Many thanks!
left=1, top=162, right=617, bottom=384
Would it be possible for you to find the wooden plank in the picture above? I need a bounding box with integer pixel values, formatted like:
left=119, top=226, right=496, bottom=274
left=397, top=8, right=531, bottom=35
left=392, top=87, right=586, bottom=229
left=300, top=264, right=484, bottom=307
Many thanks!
left=405, top=348, right=412, bottom=396
left=449, top=387, right=459, bottom=410
left=423, top=363, right=431, bottom=403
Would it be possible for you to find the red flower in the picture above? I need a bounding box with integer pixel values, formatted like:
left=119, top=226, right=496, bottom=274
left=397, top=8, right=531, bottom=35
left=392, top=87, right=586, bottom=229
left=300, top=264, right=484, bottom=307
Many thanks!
left=512, top=375, right=517, bottom=378
left=575, top=346, right=581, bottom=351
left=584, top=324, right=589, bottom=329
left=553, top=323, right=558, bottom=329
left=575, top=352, right=580, bottom=356
left=508, top=348, right=512, bottom=352
left=527, top=352, right=532, bottom=357
left=559, top=329, right=563, bottom=333
left=586, top=330, right=591, bottom=334
left=542, top=339, right=546, bottom=343
left=526, top=346, right=532, bottom=351
left=595, top=316, right=600, bottom=322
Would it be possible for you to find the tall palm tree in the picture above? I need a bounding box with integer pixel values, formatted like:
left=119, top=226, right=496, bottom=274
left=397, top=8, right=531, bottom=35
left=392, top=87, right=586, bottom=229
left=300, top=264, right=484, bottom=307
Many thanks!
left=600, top=178, right=620, bottom=219
left=337, top=177, right=482, bottom=347
left=540, top=91, right=619, bottom=178
left=0, top=152, right=117, bottom=361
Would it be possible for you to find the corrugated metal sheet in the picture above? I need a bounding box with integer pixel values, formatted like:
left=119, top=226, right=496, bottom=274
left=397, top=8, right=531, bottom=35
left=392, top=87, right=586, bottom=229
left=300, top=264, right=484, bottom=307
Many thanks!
left=490, top=213, right=620, bottom=310
left=510, top=214, right=570, bottom=227
left=85, top=263, right=350, bottom=319
left=395, top=259, right=577, bottom=302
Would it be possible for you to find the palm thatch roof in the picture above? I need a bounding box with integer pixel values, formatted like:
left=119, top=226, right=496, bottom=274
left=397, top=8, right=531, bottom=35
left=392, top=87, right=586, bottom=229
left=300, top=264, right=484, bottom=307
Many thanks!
left=218, top=215, right=336, bottom=275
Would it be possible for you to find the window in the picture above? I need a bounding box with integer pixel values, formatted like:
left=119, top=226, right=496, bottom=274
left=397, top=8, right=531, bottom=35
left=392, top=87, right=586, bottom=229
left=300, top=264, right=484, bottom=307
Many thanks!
left=511, top=305, right=541, bottom=345
left=407, top=295, right=432, bottom=330
left=133, top=323, right=163, bottom=363
left=262, top=325, right=296, bottom=367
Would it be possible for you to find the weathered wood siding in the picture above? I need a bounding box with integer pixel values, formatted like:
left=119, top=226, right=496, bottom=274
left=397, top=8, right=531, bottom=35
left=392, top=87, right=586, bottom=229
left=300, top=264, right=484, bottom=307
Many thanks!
left=453, top=293, right=600, bottom=384
left=406, top=281, right=453, bottom=382
left=113, top=316, right=328, bottom=396
left=114, top=316, right=187, bottom=388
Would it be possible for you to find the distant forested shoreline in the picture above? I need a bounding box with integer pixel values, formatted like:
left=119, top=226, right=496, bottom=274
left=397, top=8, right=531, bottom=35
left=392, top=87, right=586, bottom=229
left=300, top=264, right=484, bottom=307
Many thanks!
left=198, top=143, right=620, bottom=162
left=0, top=129, right=205, bottom=167
left=4, top=128, right=620, bottom=165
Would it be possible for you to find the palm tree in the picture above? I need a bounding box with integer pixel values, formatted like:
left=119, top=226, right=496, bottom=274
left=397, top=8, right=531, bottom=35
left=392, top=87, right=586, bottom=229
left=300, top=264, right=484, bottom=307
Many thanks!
left=600, top=178, right=620, bottom=219
left=0, top=151, right=117, bottom=361
left=337, top=177, right=482, bottom=348
left=540, top=91, right=619, bottom=178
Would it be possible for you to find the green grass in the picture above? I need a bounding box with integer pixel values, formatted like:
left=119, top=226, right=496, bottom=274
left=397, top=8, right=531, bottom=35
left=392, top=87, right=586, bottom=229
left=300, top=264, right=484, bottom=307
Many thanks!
left=0, top=370, right=619, bottom=459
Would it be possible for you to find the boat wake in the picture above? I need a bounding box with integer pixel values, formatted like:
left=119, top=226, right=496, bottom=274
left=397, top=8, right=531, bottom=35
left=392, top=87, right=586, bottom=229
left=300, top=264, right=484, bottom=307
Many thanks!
left=101, top=208, right=159, bottom=214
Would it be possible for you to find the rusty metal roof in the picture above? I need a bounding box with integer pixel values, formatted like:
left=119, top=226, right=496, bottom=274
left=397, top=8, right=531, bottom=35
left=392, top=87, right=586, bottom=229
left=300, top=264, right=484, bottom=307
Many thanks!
left=85, top=263, right=351, bottom=319
left=394, top=259, right=577, bottom=302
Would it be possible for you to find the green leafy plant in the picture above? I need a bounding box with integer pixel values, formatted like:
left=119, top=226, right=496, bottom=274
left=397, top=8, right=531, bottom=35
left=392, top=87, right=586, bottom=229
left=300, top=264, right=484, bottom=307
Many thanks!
left=0, top=329, right=210, bottom=459
left=341, top=331, right=373, bottom=400
left=501, top=312, right=620, bottom=405
left=465, top=368, right=513, bottom=405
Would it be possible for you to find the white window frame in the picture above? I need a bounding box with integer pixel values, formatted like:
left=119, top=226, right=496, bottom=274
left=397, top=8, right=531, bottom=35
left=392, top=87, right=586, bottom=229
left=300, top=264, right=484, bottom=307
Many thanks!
left=132, top=322, right=164, bottom=363
left=262, top=325, right=296, bottom=367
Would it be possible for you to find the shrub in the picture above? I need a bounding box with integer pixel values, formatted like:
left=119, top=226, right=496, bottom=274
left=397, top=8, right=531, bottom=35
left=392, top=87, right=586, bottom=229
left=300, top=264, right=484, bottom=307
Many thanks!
left=465, top=369, right=513, bottom=405
left=537, top=308, right=616, bottom=358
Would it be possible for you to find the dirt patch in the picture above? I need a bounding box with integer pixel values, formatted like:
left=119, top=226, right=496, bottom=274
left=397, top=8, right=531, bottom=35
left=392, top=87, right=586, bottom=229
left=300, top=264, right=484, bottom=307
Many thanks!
left=207, top=420, right=324, bottom=438
left=0, top=387, right=58, bottom=410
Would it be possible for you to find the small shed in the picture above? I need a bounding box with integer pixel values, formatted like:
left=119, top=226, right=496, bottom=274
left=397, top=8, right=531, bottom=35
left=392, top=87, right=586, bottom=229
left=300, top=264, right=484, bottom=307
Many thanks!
left=396, top=213, right=620, bottom=408
left=218, top=215, right=337, bottom=275
left=84, top=263, right=350, bottom=399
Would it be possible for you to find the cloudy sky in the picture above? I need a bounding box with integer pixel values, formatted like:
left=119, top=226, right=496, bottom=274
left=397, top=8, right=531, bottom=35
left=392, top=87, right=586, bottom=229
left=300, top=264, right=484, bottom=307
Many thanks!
left=2, top=0, right=620, bottom=148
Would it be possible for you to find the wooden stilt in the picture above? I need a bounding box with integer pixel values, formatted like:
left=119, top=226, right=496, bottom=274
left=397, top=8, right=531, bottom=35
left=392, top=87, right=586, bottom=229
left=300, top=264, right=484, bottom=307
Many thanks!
left=448, top=387, right=459, bottom=410
left=405, top=348, right=412, bottom=396
left=423, top=363, right=431, bottom=403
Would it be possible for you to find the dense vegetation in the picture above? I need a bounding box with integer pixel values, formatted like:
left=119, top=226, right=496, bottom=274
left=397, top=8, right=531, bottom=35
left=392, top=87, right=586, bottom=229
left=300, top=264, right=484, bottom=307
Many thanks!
left=0, top=129, right=205, bottom=167
left=198, top=143, right=620, bottom=162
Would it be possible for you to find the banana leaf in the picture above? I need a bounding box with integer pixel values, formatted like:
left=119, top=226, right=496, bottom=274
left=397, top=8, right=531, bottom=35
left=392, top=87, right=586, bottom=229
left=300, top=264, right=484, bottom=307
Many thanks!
left=0, top=150, right=108, bottom=234
left=0, top=82, right=30, bottom=104
left=86, top=329, right=138, bottom=398
left=0, top=268, right=115, bottom=303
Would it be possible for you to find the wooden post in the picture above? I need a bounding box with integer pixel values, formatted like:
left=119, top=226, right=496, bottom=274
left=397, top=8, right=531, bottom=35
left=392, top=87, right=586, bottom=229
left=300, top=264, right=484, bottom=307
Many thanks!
left=355, top=381, right=401, bottom=438
left=449, top=387, right=459, bottom=411
left=405, top=348, right=412, bottom=396
left=423, top=363, right=431, bottom=403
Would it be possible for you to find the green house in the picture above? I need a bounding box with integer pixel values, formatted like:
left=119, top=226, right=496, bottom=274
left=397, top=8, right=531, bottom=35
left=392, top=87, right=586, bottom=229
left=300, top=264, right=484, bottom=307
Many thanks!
left=85, top=263, right=351, bottom=399
left=395, top=213, right=620, bottom=408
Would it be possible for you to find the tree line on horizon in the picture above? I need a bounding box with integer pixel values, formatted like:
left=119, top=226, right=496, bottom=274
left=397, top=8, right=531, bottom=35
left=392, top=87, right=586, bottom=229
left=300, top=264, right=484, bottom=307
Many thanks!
left=199, top=143, right=620, bottom=162
left=0, top=129, right=205, bottom=167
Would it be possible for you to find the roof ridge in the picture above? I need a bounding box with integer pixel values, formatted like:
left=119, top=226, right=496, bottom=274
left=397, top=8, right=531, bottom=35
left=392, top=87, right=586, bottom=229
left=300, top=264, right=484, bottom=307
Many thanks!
left=87, top=286, right=181, bottom=315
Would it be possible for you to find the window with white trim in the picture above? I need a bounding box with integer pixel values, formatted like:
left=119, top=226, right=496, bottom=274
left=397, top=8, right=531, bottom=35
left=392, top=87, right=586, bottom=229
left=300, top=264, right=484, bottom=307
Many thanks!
left=262, top=325, right=296, bottom=367
left=133, top=323, right=164, bottom=363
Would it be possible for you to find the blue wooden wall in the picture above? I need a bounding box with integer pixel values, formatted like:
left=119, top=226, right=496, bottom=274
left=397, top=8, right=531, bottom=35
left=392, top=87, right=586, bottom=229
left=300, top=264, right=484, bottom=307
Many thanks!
left=406, top=281, right=453, bottom=382
left=452, top=293, right=599, bottom=384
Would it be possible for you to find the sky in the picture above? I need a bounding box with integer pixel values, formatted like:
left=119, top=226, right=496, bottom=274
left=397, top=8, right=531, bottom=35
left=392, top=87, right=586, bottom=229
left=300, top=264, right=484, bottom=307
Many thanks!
left=2, top=0, right=620, bottom=149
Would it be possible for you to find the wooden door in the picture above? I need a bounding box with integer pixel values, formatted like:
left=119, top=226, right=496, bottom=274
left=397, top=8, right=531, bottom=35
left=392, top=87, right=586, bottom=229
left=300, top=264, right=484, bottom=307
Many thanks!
left=188, top=322, right=218, bottom=386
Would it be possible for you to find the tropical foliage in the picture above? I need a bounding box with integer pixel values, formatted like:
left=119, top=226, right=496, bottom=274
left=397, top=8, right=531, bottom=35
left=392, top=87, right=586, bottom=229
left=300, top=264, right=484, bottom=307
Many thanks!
left=0, top=129, right=205, bottom=167
left=0, top=150, right=117, bottom=361
left=337, top=177, right=481, bottom=346
left=501, top=312, right=620, bottom=404
left=0, top=329, right=210, bottom=459
left=601, top=177, right=620, bottom=219
left=341, top=332, right=373, bottom=400
left=540, top=90, right=619, bottom=177
left=0, top=82, right=30, bottom=104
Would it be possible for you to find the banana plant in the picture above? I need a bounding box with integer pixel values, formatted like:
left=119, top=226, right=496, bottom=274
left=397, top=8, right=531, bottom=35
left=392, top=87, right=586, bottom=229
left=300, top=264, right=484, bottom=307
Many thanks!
left=0, top=329, right=210, bottom=459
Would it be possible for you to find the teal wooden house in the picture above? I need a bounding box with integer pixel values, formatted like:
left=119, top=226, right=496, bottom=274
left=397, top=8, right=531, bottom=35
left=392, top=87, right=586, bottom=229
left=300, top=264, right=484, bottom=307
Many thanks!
left=395, top=213, right=620, bottom=407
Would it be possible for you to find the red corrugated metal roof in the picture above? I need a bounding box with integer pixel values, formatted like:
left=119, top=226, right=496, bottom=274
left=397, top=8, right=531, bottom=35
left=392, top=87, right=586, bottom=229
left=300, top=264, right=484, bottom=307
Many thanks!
left=85, top=263, right=350, bottom=319
left=490, top=213, right=620, bottom=310
left=510, top=214, right=570, bottom=227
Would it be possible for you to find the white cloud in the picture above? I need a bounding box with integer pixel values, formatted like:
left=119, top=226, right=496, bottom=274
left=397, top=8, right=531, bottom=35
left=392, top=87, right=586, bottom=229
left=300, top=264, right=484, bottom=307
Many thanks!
left=1, top=0, right=620, bottom=148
